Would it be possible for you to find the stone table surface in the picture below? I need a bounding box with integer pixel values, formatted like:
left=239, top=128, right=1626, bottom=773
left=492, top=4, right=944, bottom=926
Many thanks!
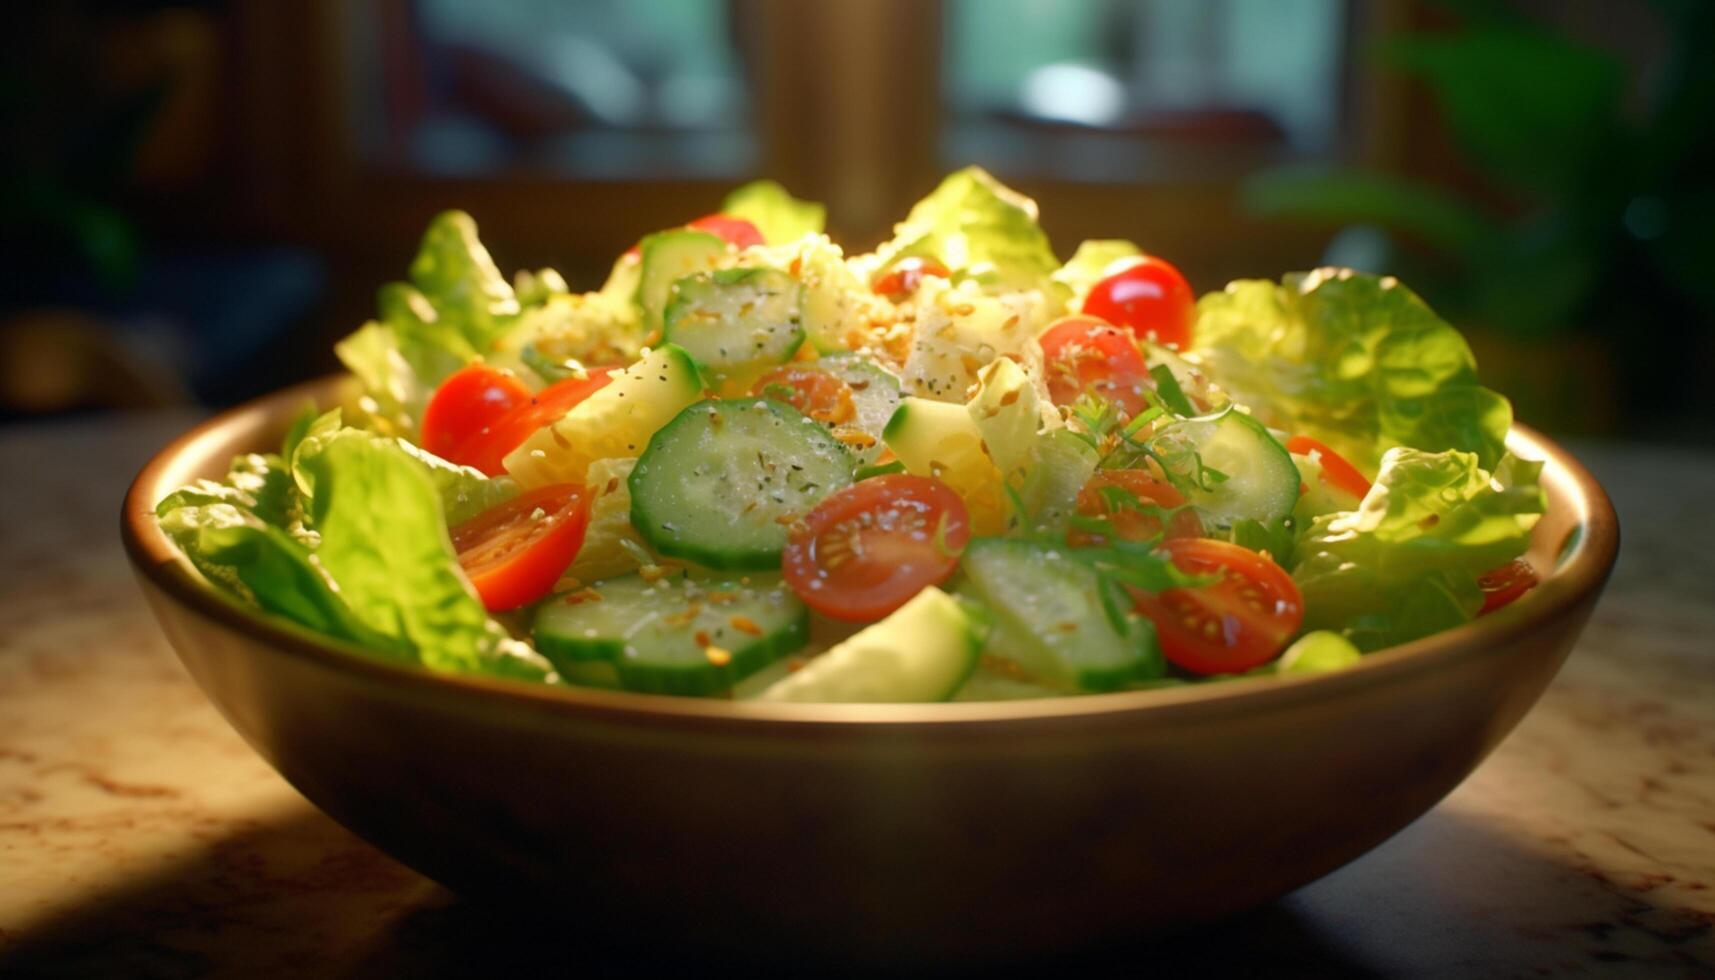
left=0, top=413, right=1711, bottom=979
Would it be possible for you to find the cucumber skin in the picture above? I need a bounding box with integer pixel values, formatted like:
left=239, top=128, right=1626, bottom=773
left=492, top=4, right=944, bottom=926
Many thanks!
left=812, top=354, right=903, bottom=465
left=663, top=267, right=806, bottom=374
left=854, top=460, right=907, bottom=481
left=540, top=613, right=807, bottom=697
left=639, top=230, right=727, bottom=330
left=1174, top=409, right=1300, bottom=530
left=757, top=587, right=982, bottom=703
left=628, top=398, right=854, bottom=571
left=960, top=539, right=1164, bottom=692
left=533, top=578, right=810, bottom=697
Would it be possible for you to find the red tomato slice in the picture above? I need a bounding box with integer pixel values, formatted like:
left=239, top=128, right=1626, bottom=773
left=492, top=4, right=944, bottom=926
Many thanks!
left=686, top=213, right=765, bottom=248
left=872, top=257, right=951, bottom=300
left=1285, top=435, right=1373, bottom=500
left=1069, top=469, right=1203, bottom=546
left=1478, top=558, right=1538, bottom=615
left=1082, top=256, right=1196, bottom=350
left=1131, top=538, right=1303, bottom=676
left=624, top=212, right=764, bottom=259
left=452, top=369, right=615, bottom=477
left=782, top=474, right=970, bottom=622
left=750, top=366, right=856, bottom=425
left=422, top=365, right=531, bottom=462
left=1038, top=315, right=1152, bottom=419
left=451, top=484, right=591, bottom=612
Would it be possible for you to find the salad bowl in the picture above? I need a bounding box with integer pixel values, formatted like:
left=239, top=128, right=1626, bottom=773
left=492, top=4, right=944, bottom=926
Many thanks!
left=121, top=373, right=1617, bottom=962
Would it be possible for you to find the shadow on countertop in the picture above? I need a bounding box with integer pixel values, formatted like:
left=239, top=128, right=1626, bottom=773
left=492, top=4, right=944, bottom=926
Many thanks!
left=4, top=802, right=1709, bottom=979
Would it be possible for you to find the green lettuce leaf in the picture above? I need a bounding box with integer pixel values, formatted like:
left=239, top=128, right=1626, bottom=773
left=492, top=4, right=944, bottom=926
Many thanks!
left=156, top=452, right=295, bottom=529
left=407, top=210, right=522, bottom=349
left=514, top=266, right=570, bottom=308
left=298, top=435, right=550, bottom=680
left=721, top=180, right=826, bottom=244
left=874, top=166, right=1061, bottom=293
left=1192, top=268, right=1512, bottom=471
left=156, top=455, right=396, bottom=652
left=1050, top=239, right=1140, bottom=308
left=336, top=211, right=527, bottom=435
left=291, top=409, right=518, bottom=527
left=1291, top=447, right=1545, bottom=651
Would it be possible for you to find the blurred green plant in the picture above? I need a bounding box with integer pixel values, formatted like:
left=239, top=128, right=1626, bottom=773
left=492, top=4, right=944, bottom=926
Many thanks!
left=1244, top=0, right=1715, bottom=358
left=0, top=4, right=172, bottom=299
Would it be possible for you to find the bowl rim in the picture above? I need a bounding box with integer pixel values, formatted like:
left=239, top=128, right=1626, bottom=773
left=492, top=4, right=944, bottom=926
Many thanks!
left=121, top=375, right=1619, bottom=731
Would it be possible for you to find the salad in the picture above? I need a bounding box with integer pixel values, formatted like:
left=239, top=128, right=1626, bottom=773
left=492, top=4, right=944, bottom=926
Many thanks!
left=156, top=168, right=1546, bottom=703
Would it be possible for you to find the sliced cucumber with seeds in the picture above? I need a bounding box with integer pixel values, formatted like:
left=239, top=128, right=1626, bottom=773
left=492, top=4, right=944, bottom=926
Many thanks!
left=1155, top=409, right=1299, bottom=530
left=664, top=267, right=805, bottom=379
left=534, top=573, right=807, bottom=696
left=757, top=587, right=981, bottom=703
left=629, top=398, right=854, bottom=570
left=639, top=230, right=728, bottom=331
left=801, top=353, right=901, bottom=464
left=959, top=538, right=1164, bottom=692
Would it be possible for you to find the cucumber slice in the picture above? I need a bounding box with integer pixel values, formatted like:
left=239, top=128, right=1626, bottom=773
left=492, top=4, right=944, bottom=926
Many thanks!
left=503, top=344, right=704, bottom=488
left=882, top=397, right=1008, bottom=534
left=952, top=664, right=1063, bottom=702
left=1015, top=428, right=1098, bottom=536
left=815, top=354, right=902, bottom=461
left=629, top=398, right=854, bottom=570
left=664, top=267, right=805, bottom=379
left=757, top=587, right=980, bottom=703
left=1158, top=409, right=1299, bottom=530
left=534, top=573, right=807, bottom=696
left=854, top=460, right=906, bottom=481
left=639, top=230, right=728, bottom=331
left=959, top=539, right=1164, bottom=692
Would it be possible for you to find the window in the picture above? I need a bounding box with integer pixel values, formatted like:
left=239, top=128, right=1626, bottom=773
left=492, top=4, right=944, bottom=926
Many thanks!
left=942, top=0, right=1349, bottom=182
left=347, top=0, right=756, bottom=179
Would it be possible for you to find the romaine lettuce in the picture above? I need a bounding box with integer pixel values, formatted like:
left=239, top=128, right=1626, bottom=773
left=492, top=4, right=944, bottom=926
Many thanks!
left=336, top=211, right=527, bottom=435
left=1051, top=239, right=1141, bottom=309
left=406, top=210, right=522, bottom=349
left=1291, top=447, right=1545, bottom=651
left=874, top=166, right=1061, bottom=294
left=721, top=180, right=826, bottom=244
left=1192, top=268, right=1513, bottom=471
left=290, top=409, right=517, bottom=527
left=156, top=454, right=398, bottom=652
left=297, top=435, right=551, bottom=680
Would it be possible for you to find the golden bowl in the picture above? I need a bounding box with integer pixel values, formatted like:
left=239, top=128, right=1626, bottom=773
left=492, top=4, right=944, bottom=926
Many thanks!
left=121, top=376, right=1618, bottom=962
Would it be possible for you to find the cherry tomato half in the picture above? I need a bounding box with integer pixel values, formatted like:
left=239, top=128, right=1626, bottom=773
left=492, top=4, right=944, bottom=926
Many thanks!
left=1285, top=435, right=1373, bottom=500
left=686, top=213, right=765, bottom=248
left=872, top=257, right=951, bottom=300
left=452, top=369, right=615, bottom=477
left=624, top=212, right=764, bottom=259
left=1069, top=469, right=1203, bottom=547
left=422, top=365, right=531, bottom=463
left=1082, top=256, right=1196, bottom=350
left=452, top=484, right=591, bottom=611
left=782, top=474, right=970, bottom=622
left=1478, top=558, right=1538, bottom=615
left=1131, top=538, right=1303, bottom=676
left=1038, top=315, right=1152, bottom=419
left=750, top=365, right=856, bottom=425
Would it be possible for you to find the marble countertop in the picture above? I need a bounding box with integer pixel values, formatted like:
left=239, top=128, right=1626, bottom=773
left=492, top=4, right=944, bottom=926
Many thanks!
left=0, top=413, right=1711, bottom=978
